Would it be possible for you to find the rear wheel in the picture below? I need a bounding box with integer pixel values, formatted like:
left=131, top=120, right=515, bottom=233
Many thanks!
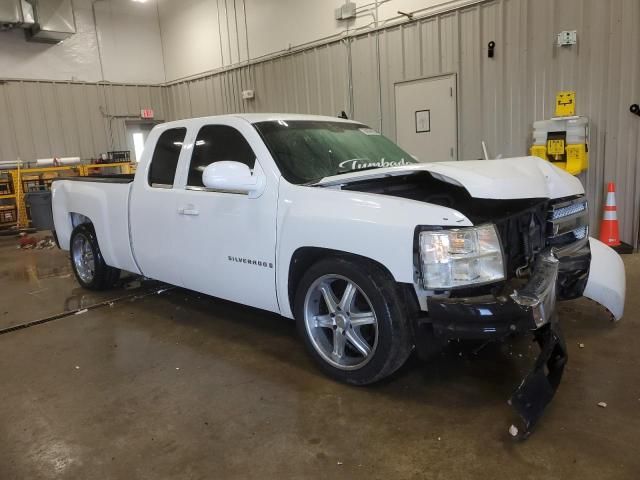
left=70, top=224, right=120, bottom=290
left=295, top=256, right=412, bottom=385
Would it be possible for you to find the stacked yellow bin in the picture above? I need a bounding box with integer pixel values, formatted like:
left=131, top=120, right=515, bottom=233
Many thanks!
left=530, top=116, right=589, bottom=175
left=530, top=91, right=589, bottom=176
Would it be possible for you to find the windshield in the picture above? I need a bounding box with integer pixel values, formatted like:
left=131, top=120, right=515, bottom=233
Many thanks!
left=254, top=120, right=418, bottom=184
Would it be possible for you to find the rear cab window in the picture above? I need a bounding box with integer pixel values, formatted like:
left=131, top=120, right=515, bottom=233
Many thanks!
left=148, top=128, right=187, bottom=188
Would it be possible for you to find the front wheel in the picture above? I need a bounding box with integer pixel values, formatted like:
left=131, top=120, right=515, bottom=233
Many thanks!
left=294, top=256, right=412, bottom=385
left=70, top=224, right=120, bottom=290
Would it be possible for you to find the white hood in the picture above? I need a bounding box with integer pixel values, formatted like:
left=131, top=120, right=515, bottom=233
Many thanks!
left=317, top=156, right=584, bottom=200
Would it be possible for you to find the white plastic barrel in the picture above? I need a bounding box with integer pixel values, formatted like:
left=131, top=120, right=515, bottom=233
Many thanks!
left=532, top=116, right=587, bottom=145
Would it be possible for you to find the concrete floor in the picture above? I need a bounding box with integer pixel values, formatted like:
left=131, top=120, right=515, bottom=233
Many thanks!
left=0, top=236, right=638, bottom=479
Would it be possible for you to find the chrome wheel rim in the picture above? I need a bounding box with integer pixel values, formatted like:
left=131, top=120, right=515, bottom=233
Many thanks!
left=303, top=274, right=379, bottom=370
left=72, top=234, right=96, bottom=284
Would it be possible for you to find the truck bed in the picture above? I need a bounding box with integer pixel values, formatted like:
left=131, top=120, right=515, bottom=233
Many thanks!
left=51, top=177, right=140, bottom=275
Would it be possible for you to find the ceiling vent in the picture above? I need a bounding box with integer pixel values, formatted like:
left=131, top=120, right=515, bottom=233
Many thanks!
left=0, top=0, right=35, bottom=30
left=26, top=0, right=76, bottom=43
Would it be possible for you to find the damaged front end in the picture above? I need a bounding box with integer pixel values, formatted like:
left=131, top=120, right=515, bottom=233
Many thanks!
left=412, top=212, right=625, bottom=437
left=421, top=250, right=567, bottom=438
left=343, top=168, right=625, bottom=437
left=414, top=194, right=605, bottom=438
left=508, top=252, right=567, bottom=439
left=508, top=322, right=567, bottom=438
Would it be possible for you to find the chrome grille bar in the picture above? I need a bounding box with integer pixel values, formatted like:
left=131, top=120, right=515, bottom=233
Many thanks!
left=547, top=196, right=589, bottom=244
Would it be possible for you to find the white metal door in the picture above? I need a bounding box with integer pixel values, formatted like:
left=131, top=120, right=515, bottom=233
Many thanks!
left=172, top=118, right=280, bottom=313
left=394, top=75, right=457, bottom=162
left=129, top=125, right=189, bottom=287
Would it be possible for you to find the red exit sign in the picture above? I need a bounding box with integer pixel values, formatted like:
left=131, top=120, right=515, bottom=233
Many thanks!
left=140, top=108, right=154, bottom=119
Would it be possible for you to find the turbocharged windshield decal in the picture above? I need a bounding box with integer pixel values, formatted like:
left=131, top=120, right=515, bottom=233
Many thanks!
left=338, top=157, right=414, bottom=172
left=358, top=128, right=381, bottom=135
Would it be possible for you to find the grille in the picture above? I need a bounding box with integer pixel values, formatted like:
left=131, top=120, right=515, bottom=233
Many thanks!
left=494, top=195, right=588, bottom=279
left=494, top=200, right=548, bottom=277
left=547, top=196, right=589, bottom=247
left=550, top=201, right=586, bottom=220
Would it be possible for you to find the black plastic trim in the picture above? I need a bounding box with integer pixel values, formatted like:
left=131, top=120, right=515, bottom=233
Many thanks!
left=52, top=175, right=134, bottom=184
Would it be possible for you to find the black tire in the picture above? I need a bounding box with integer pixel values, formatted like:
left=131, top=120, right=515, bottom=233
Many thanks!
left=69, top=224, right=120, bottom=290
left=294, top=256, right=412, bottom=385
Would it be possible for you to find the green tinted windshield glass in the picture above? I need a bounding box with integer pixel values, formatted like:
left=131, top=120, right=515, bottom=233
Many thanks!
left=254, top=120, right=417, bottom=184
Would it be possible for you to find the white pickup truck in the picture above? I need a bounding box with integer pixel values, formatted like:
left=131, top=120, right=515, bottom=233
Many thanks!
left=51, top=114, right=625, bottom=437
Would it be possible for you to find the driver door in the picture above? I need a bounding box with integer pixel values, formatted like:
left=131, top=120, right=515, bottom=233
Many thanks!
left=172, top=118, right=279, bottom=313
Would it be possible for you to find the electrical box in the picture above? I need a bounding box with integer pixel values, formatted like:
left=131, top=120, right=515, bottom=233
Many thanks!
left=530, top=116, right=589, bottom=175
left=556, top=30, right=577, bottom=46
left=335, top=2, right=356, bottom=20
left=241, top=89, right=255, bottom=100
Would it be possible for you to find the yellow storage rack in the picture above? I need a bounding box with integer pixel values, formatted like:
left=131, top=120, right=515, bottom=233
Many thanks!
left=0, top=185, right=17, bottom=226
left=78, top=162, right=135, bottom=176
left=0, top=162, right=133, bottom=230
left=0, top=172, right=18, bottom=228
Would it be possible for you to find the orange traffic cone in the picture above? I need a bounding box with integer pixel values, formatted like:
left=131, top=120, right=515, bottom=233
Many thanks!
left=599, top=182, right=621, bottom=247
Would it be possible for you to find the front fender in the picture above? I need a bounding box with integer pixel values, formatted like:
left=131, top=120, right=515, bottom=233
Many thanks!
left=583, top=237, right=626, bottom=320
left=276, top=183, right=472, bottom=318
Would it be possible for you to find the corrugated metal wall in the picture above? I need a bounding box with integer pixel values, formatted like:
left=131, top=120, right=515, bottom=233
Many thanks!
left=1, top=0, right=637, bottom=245
left=164, top=42, right=350, bottom=119
left=164, top=0, right=640, bottom=247
left=0, top=81, right=165, bottom=162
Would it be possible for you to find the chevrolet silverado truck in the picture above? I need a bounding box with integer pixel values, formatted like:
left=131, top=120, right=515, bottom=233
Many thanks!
left=51, top=114, right=626, bottom=437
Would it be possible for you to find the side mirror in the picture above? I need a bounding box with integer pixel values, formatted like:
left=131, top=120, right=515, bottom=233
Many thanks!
left=202, top=161, right=264, bottom=198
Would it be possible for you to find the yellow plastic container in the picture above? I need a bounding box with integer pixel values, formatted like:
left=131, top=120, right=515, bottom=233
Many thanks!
left=529, top=143, right=588, bottom=175
left=531, top=116, right=589, bottom=175
left=565, top=144, right=588, bottom=175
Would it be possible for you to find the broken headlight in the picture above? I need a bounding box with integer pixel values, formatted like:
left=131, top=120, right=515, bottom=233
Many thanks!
left=419, top=224, right=505, bottom=289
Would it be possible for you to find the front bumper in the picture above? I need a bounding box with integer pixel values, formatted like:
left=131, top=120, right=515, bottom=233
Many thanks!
left=583, top=237, right=626, bottom=320
left=417, top=250, right=567, bottom=438
left=425, top=251, right=560, bottom=341
left=509, top=320, right=567, bottom=438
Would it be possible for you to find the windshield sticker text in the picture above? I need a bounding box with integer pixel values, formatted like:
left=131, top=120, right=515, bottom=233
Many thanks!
left=338, top=158, right=413, bottom=171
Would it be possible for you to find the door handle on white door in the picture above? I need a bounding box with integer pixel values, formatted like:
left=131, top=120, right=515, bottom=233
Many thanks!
left=178, top=207, right=200, bottom=216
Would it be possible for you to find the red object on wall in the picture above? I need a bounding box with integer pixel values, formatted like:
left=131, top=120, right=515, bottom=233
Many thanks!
left=140, top=108, right=154, bottom=119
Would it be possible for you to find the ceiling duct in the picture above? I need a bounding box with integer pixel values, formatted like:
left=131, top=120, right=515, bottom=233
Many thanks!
left=0, top=0, right=35, bottom=30
left=25, top=0, right=76, bottom=43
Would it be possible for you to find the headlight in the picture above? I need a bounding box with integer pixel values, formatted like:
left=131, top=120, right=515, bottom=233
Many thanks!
left=419, top=224, right=505, bottom=289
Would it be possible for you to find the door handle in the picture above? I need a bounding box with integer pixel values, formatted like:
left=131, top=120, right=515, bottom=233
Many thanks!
left=178, top=207, right=199, bottom=216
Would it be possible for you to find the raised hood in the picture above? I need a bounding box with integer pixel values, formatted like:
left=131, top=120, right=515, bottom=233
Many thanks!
left=316, top=156, right=584, bottom=200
